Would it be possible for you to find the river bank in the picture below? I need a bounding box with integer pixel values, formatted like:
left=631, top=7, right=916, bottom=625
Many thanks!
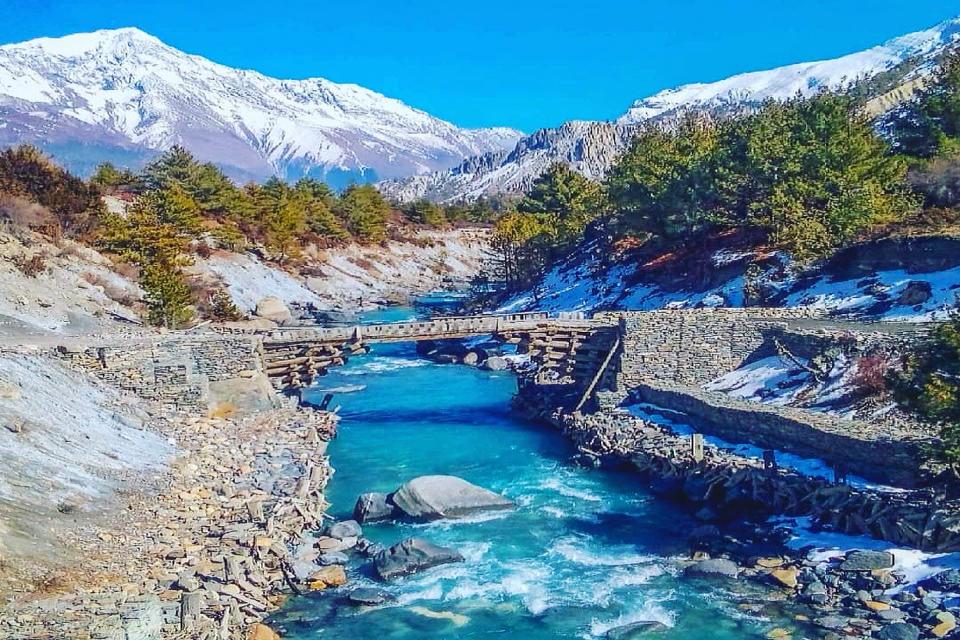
left=510, top=386, right=960, bottom=639
left=0, top=393, right=337, bottom=640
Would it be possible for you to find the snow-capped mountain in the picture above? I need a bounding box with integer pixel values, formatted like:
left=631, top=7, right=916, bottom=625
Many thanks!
left=386, top=16, right=960, bottom=202
left=0, top=28, right=522, bottom=184
left=618, top=16, right=960, bottom=124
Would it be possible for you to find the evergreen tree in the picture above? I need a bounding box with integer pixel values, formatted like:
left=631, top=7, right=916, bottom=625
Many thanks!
left=404, top=200, right=448, bottom=227
left=336, top=184, right=390, bottom=242
left=141, top=262, right=194, bottom=329
left=518, top=163, right=603, bottom=250
left=892, top=49, right=960, bottom=157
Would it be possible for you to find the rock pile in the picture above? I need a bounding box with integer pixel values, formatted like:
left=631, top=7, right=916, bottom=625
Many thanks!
left=0, top=405, right=338, bottom=640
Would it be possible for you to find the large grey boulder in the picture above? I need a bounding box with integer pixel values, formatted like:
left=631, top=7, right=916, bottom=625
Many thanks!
left=354, top=492, right=397, bottom=523
left=255, top=296, right=292, bottom=324
left=326, top=520, right=363, bottom=540
left=683, top=558, right=740, bottom=578
left=373, top=537, right=464, bottom=580
left=391, top=475, right=514, bottom=521
left=483, top=356, right=509, bottom=371
left=839, top=550, right=894, bottom=572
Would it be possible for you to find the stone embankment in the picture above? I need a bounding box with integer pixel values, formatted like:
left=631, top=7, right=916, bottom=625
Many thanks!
left=632, top=382, right=936, bottom=487
left=523, top=404, right=960, bottom=553
left=2, top=404, right=337, bottom=640
left=538, top=407, right=960, bottom=639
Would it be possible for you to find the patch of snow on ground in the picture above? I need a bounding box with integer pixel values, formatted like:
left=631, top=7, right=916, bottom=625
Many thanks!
left=785, top=266, right=960, bottom=322
left=624, top=403, right=898, bottom=491
left=773, top=516, right=960, bottom=593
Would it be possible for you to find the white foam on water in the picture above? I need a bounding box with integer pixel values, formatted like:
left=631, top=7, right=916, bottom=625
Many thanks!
left=311, top=384, right=367, bottom=394
left=500, top=561, right=554, bottom=614
left=339, top=357, right=429, bottom=376
left=585, top=598, right=675, bottom=638
left=538, top=477, right=603, bottom=502
left=552, top=536, right=656, bottom=567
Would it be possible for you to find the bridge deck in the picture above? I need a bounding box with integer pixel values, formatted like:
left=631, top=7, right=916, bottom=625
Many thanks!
left=260, top=312, right=599, bottom=345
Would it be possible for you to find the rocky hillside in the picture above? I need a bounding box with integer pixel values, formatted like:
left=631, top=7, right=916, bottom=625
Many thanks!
left=0, top=28, right=522, bottom=184
left=0, top=225, right=490, bottom=339
left=379, top=121, right=634, bottom=202
left=385, top=16, right=960, bottom=202
left=497, top=235, right=960, bottom=322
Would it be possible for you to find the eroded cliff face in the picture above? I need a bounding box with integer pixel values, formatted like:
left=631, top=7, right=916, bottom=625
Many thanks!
left=379, top=122, right=635, bottom=203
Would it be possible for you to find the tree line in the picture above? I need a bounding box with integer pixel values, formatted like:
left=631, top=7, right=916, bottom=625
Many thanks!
left=491, top=49, right=960, bottom=289
left=0, top=145, right=504, bottom=327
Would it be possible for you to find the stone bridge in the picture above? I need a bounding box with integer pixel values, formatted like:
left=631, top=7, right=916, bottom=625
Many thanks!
left=252, top=312, right=600, bottom=390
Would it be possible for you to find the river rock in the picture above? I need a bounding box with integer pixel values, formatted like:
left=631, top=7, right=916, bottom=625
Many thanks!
left=346, top=588, right=396, bottom=606
left=897, top=281, right=932, bottom=306
left=318, top=552, right=349, bottom=566
left=876, top=622, right=920, bottom=640
left=483, top=356, right=509, bottom=371
left=326, top=520, right=363, bottom=540
left=839, top=550, right=894, bottom=572
left=354, top=493, right=397, bottom=523
left=308, top=565, right=348, bottom=590
left=683, top=558, right=740, bottom=579
left=605, top=620, right=669, bottom=638
left=255, top=296, right=292, bottom=324
left=391, top=475, right=514, bottom=520
left=919, top=568, right=960, bottom=591
left=373, top=537, right=464, bottom=580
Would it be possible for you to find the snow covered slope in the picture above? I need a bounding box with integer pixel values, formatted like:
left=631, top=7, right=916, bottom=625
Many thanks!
left=618, top=17, right=960, bottom=124
left=0, top=28, right=522, bottom=183
left=386, top=16, right=960, bottom=202
left=497, top=237, right=960, bottom=322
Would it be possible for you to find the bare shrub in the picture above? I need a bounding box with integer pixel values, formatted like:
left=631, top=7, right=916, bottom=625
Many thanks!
left=15, top=254, right=47, bottom=277
left=81, top=271, right=139, bottom=307
left=195, top=242, right=213, bottom=259
left=850, top=353, right=894, bottom=397
left=0, top=194, right=56, bottom=229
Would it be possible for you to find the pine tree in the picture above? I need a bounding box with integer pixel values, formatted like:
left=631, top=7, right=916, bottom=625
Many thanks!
left=140, top=262, right=194, bottom=329
left=336, top=184, right=390, bottom=242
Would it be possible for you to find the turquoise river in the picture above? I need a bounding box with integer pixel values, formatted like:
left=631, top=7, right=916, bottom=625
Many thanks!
left=272, top=305, right=793, bottom=639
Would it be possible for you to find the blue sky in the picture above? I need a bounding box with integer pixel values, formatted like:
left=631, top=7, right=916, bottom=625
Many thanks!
left=3, top=1, right=959, bottom=132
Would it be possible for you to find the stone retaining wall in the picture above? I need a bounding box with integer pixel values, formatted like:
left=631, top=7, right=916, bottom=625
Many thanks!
left=609, top=308, right=825, bottom=390
left=632, top=381, right=937, bottom=487
left=57, top=335, right=263, bottom=412
left=548, top=408, right=960, bottom=553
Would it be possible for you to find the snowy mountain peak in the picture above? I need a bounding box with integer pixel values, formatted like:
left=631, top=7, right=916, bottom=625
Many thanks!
left=617, top=16, right=960, bottom=124
left=0, top=28, right=523, bottom=184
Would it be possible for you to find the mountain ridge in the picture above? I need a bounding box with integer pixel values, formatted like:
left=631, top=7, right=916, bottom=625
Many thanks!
left=0, top=27, right=523, bottom=185
left=382, top=16, right=960, bottom=203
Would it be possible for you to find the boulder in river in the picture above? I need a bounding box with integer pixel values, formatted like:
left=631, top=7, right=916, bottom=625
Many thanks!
left=605, top=620, right=669, bottom=638
left=326, top=520, right=363, bottom=540
left=354, top=492, right=397, bottom=523
left=391, top=475, right=514, bottom=520
left=373, top=537, right=464, bottom=580
left=483, top=356, right=509, bottom=371
left=346, top=587, right=396, bottom=606
left=683, top=558, right=740, bottom=579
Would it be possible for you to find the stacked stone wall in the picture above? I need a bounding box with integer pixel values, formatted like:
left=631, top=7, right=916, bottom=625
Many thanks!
left=632, top=381, right=936, bottom=487
left=611, top=308, right=825, bottom=390
left=57, top=335, right=263, bottom=412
